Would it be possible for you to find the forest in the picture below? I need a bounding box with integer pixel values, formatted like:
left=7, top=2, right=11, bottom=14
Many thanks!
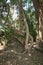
left=0, top=0, right=43, bottom=65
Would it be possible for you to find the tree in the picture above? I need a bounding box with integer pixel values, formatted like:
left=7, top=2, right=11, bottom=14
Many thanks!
left=18, top=0, right=29, bottom=50
left=32, top=0, right=43, bottom=50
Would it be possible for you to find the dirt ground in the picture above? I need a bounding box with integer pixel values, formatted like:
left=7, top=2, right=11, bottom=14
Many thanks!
left=0, top=39, right=43, bottom=65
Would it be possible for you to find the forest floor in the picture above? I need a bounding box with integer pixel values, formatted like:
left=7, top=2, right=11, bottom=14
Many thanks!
left=0, top=38, right=43, bottom=65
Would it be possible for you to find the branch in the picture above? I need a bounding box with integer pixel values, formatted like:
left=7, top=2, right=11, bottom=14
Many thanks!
left=4, top=4, right=10, bottom=25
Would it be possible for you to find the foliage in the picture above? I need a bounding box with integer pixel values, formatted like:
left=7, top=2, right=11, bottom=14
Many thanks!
left=10, top=0, right=18, bottom=5
left=0, top=0, right=37, bottom=44
left=5, top=28, right=14, bottom=39
left=24, top=8, right=37, bottom=41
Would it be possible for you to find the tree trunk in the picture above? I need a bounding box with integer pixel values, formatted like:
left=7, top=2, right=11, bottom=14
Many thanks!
left=19, top=0, right=29, bottom=50
left=19, top=0, right=24, bottom=31
left=32, top=0, right=43, bottom=51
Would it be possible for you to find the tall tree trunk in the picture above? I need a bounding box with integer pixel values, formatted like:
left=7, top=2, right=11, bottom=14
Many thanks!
left=33, top=0, right=43, bottom=50
left=19, top=0, right=29, bottom=50
left=19, top=0, right=24, bottom=31
left=33, top=0, right=42, bottom=40
left=41, top=9, right=43, bottom=39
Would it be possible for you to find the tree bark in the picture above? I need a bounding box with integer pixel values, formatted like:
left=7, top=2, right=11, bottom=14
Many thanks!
left=33, top=0, right=42, bottom=40
left=19, top=0, right=29, bottom=50
left=32, top=0, right=43, bottom=51
left=19, top=0, right=24, bottom=31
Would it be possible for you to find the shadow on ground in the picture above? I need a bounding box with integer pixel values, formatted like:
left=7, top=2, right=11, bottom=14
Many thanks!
left=0, top=39, right=43, bottom=65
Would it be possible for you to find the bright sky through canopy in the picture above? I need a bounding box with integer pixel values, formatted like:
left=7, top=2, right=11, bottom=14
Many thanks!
left=6, top=0, right=34, bottom=20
